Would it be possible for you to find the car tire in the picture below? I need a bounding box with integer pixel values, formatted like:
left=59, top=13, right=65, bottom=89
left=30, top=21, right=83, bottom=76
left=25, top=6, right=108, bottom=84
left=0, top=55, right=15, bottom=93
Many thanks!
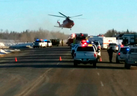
left=116, top=57, right=120, bottom=63
left=74, top=61, right=77, bottom=66
left=125, top=63, right=130, bottom=69
left=93, top=62, right=96, bottom=68
left=96, top=56, right=100, bottom=62
left=72, top=51, right=74, bottom=58
left=72, top=55, right=74, bottom=59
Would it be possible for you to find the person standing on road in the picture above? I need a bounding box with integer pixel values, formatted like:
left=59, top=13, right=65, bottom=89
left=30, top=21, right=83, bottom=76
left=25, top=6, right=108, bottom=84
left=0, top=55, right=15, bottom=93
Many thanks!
left=107, top=47, right=114, bottom=63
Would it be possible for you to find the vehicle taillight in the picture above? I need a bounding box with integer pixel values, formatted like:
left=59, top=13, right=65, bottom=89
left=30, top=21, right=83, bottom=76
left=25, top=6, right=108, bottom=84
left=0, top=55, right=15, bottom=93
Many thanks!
left=121, top=44, right=124, bottom=47
left=118, top=52, right=120, bottom=55
left=94, top=53, right=96, bottom=57
left=74, top=53, right=76, bottom=57
left=98, top=46, right=101, bottom=49
left=82, top=43, right=87, bottom=47
left=116, top=45, right=118, bottom=47
left=81, top=40, right=86, bottom=43
left=82, top=44, right=85, bottom=47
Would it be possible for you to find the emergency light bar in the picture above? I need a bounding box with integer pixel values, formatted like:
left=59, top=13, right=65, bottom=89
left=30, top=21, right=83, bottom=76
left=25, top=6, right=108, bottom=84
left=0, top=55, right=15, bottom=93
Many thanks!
left=127, top=48, right=130, bottom=51
left=36, top=39, right=40, bottom=41
left=88, top=44, right=93, bottom=46
left=44, top=39, right=48, bottom=41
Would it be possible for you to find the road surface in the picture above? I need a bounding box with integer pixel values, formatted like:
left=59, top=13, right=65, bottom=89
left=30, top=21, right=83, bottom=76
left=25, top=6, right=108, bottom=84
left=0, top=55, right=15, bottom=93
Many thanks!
left=0, top=46, right=137, bottom=96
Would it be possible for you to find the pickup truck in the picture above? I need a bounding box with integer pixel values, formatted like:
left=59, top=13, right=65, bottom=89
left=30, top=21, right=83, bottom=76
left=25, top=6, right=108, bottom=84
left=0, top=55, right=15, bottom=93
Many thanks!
left=73, top=44, right=98, bottom=67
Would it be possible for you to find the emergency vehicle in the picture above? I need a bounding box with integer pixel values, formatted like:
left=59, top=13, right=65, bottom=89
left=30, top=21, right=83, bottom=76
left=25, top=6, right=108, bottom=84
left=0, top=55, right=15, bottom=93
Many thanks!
left=66, top=33, right=88, bottom=46
left=33, top=39, right=47, bottom=48
left=125, top=45, right=137, bottom=69
left=89, top=36, right=116, bottom=49
left=73, top=44, right=97, bottom=67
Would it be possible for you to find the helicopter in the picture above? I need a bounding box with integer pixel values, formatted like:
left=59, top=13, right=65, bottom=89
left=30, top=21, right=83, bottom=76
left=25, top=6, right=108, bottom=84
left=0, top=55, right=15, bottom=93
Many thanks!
left=48, top=12, right=82, bottom=30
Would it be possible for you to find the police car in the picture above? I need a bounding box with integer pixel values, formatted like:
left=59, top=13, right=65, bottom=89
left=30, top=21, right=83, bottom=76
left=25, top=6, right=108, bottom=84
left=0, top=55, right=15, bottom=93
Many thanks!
left=73, top=44, right=98, bottom=67
left=44, top=39, right=52, bottom=47
left=125, top=45, right=137, bottom=69
left=33, top=39, right=47, bottom=48
left=82, top=40, right=101, bottom=60
left=116, top=45, right=130, bottom=63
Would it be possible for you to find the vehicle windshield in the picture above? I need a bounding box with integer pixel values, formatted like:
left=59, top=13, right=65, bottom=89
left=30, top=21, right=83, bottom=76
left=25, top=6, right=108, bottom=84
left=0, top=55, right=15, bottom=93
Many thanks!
left=77, top=47, right=94, bottom=51
left=120, top=48, right=128, bottom=54
left=129, top=49, right=137, bottom=54
left=45, top=41, right=50, bottom=43
left=35, top=41, right=42, bottom=42
left=94, top=42, right=99, bottom=45
left=109, top=43, right=117, bottom=46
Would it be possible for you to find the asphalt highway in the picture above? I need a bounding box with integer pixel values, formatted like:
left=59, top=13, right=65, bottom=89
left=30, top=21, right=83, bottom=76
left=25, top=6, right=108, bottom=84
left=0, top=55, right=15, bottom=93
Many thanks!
left=0, top=46, right=137, bottom=96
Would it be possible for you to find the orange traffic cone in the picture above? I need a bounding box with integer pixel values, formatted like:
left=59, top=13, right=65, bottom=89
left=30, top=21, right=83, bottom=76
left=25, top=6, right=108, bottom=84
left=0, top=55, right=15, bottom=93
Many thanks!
left=59, top=56, right=62, bottom=61
left=15, top=57, right=17, bottom=62
left=99, top=57, right=102, bottom=62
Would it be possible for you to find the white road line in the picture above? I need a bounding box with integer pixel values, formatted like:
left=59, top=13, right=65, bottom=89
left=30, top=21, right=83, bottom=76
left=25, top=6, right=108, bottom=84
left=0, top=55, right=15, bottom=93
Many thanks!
left=57, top=62, right=60, bottom=65
left=97, top=72, right=100, bottom=76
left=100, top=81, right=104, bottom=87
left=45, top=68, right=52, bottom=73
left=15, top=68, right=52, bottom=96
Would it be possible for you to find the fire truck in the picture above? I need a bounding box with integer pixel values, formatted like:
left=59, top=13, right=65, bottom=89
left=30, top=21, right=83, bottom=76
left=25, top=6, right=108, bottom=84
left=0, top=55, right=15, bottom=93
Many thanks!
left=66, top=33, right=88, bottom=46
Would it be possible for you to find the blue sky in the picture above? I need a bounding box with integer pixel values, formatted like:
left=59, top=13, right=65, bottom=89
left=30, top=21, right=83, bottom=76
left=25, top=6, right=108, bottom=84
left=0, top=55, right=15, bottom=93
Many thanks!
left=0, top=0, right=137, bottom=35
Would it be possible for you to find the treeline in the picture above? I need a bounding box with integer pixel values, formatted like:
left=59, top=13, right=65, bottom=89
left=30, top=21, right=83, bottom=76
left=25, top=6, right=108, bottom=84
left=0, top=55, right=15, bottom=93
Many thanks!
left=0, top=28, right=69, bottom=42
left=104, top=29, right=137, bottom=37
left=0, top=28, right=136, bottom=42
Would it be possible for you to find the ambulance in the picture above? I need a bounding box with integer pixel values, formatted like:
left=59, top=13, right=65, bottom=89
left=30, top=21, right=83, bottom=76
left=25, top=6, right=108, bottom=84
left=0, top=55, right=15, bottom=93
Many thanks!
left=89, top=36, right=116, bottom=49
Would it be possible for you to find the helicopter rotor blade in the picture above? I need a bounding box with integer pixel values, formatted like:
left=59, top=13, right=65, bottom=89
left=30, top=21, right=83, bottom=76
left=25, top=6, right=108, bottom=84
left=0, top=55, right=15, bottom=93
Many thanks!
left=59, top=12, right=68, bottom=18
left=70, top=14, right=83, bottom=18
left=48, top=14, right=65, bottom=18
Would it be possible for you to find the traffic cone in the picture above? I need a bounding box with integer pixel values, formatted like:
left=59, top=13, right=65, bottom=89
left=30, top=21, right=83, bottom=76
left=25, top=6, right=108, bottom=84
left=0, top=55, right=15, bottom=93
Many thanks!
left=99, top=57, right=102, bottom=62
left=59, top=56, right=62, bottom=61
left=15, top=57, right=17, bottom=62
